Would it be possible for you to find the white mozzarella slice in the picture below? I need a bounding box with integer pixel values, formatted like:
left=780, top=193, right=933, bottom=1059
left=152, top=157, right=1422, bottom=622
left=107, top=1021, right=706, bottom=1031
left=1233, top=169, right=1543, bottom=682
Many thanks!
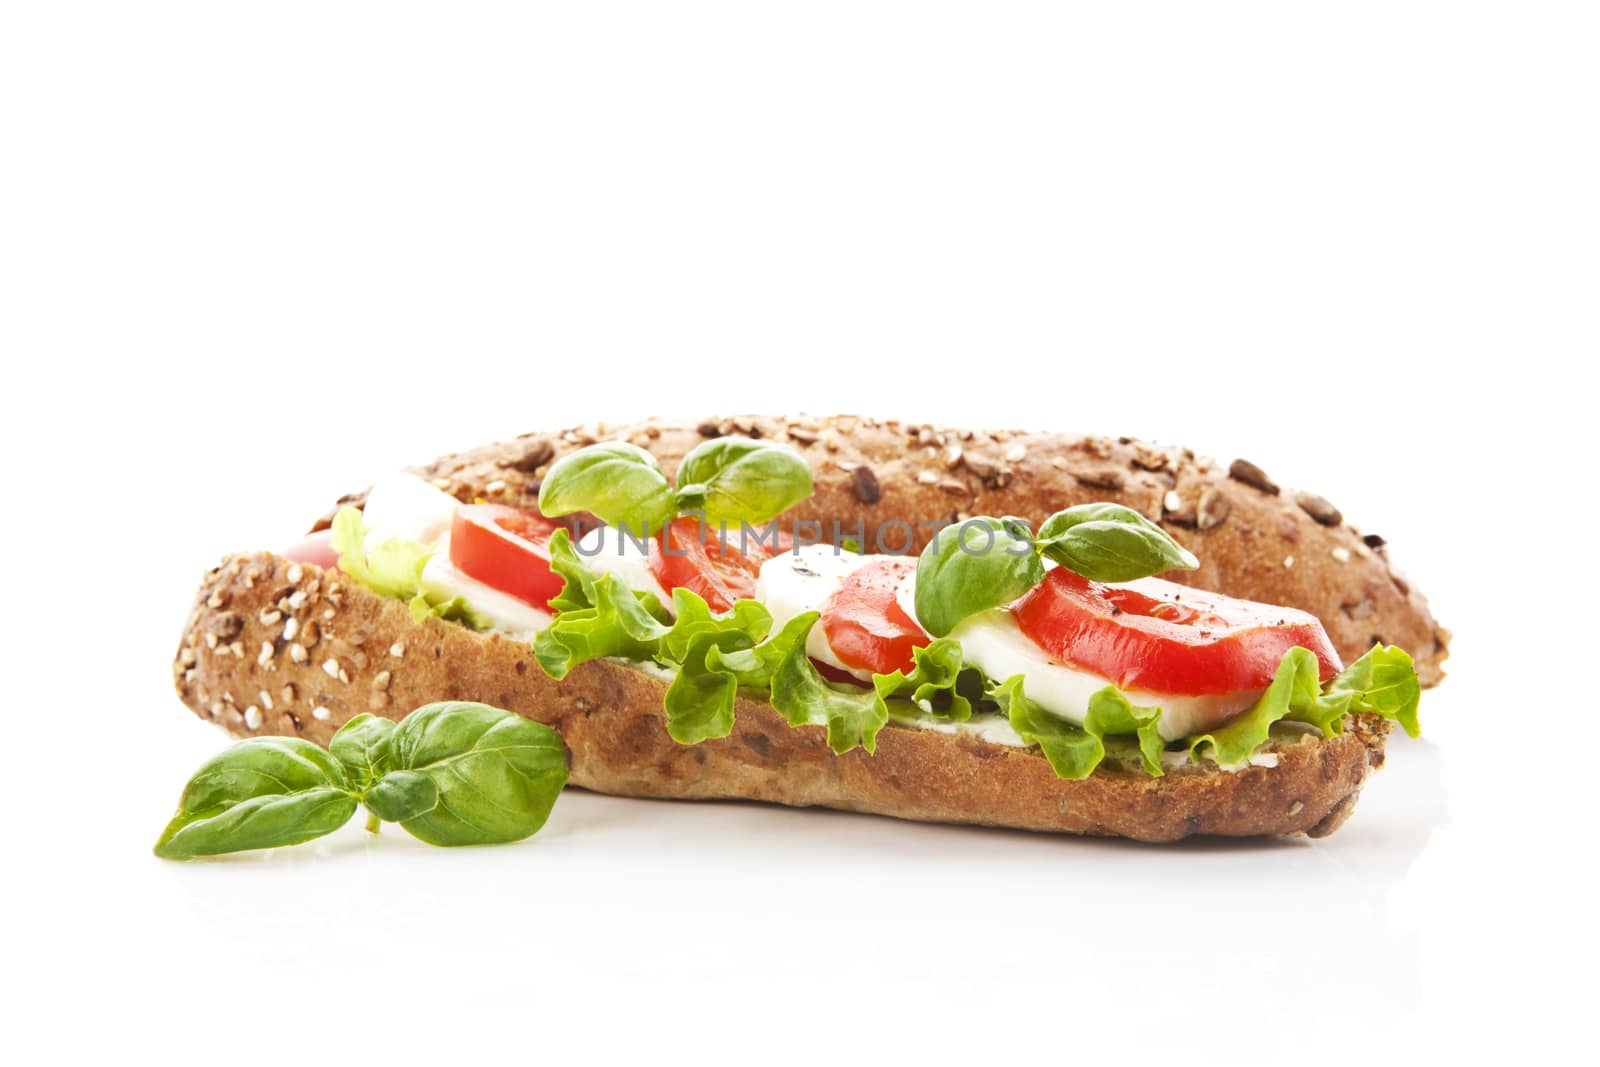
left=420, top=555, right=552, bottom=639
left=755, top=545, right=875, bottom=679
left=575, top=525, right=674, bottom=612
left=946, top=609, right=1263, bottom=740
left=360, top=472, right=462, bottom=547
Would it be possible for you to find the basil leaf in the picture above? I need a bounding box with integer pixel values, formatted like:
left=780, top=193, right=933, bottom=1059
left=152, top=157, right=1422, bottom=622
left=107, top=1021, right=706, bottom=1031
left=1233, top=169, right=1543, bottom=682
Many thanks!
left=328, top=713, right=397, bottom=794
left=1035, top=503, right=1198, bottom=582
left=154, top=738, right=358, bottom=859
left=384, top=702, right=570, bottom=846
left=362, top=769, right=438, bottom=824
left=912, top=517, right=1044, bottom=637
left=674, top=437, right=814, bottom=526
left=537, top=442, right=677, bottom=532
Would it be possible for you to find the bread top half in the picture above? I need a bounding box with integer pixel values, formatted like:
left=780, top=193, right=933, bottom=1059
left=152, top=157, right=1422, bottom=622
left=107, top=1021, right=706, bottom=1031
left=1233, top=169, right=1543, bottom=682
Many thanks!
left=311, top=414, right=1449, bottom=687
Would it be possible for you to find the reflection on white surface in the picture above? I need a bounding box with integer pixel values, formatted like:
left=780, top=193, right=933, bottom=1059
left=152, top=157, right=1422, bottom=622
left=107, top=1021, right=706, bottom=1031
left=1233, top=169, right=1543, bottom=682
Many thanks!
left=140, top=736, right=1451, bottom=1022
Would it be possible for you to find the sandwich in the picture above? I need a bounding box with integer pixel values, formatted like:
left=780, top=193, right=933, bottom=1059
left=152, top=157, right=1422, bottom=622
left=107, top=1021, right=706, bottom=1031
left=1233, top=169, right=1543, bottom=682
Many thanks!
left=169, top=415, right=1448, bottom=844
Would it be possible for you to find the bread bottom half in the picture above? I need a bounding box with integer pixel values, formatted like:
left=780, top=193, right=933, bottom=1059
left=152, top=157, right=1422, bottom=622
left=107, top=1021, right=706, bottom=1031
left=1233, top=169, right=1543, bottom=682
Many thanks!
left=173, top=552, right=1392, bottom=842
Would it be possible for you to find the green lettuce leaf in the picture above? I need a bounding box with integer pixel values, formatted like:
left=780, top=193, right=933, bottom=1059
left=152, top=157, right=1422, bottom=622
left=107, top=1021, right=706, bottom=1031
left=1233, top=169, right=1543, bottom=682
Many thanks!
left=330, top=505, right=488, bottom=627
left=1318, top=644, right=1422, bottom=738
left=677, top=611, right=889, bottom=755
left=545, top=527, right=601, bottom=613
left=658, top=590, right=772, bottom=666
left=657, top=596, right=778, bottom=744
left=330, top=506, right=433, bottom=601
left=871, top=638, right=973, bottom=722
left=687, top=613, right=959, bottom=755
left=989, top=675, right=1164, bottom=779
left=533, top=573, right=673, bottom=679
left=1188, top=643, right=1422, bottom=768
left=1188, top=647, right=1322, bottom=768
left=766, top=616, right=889, bottom=755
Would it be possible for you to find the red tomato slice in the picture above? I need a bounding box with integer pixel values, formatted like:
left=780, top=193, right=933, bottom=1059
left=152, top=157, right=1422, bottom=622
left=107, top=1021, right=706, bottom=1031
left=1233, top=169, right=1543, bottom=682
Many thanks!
left=449, top=504, right=565, bottom=611
left=283, top=529, right=341, bottom=571
left=1011, top=568, right=1342, bottom=695
left=648, top=517, right=779, bottom=613
left=819, top=557, right=928, bottom=676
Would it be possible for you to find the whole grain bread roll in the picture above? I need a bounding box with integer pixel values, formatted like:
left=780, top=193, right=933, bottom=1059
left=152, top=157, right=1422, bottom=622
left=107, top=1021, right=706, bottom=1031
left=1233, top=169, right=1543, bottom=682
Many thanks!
left=170, top=416, right=1446, bottom=841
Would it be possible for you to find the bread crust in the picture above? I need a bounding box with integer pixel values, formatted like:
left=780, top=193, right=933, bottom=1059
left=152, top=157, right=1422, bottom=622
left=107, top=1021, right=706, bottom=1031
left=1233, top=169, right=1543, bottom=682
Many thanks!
left=173, top=551, right=1392, bottom=842
left=351, top=415, right=1448, bottom=685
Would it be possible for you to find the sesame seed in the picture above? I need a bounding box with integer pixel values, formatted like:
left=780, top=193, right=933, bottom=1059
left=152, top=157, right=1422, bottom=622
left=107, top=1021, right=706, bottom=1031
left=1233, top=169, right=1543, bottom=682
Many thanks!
left=1331, top=546, right=1351, bottom=563
left=259, top=689, right=274, bottom=710
left=289, top=643, right=308, bottom=664
left=1164, top=490, right=1182, bottom=513
left=485, top=479, right=507, bottom=494
left=229, top=641, right=245, bottom=658
left=208, top=702, right=222, bottom=719
left=1288, top=800, right=1305, bottom=815
left=259, top=609, right=282, bottom=626
left=204, top=632, right=219, bottom=650
left=207, top=590, right=225, bottom=608
left=287, top=563, right=304, bottom=584
left=1050, top=456, right=1070, bottom=471
left=243, top=706, right=262, bottom=730
left=1003, top=444, right=1027, bottom=463
left=322, top=608, right=336, bottom=619
left=282, top=617, right=298, bottom=641
left=287, top=590, right=308, bottom=610
left=312, top=705, right=331, bottom=722
left=258, top=642, right=274, bottom=666
left=916, top=470, right=939, bottom=485
left=389, top=642, right=406, bottom=658
left=179, top=646, right=196, bottom=668
left=372, top=670, right=391, bottom=691
left=1283, top=555, right=1296, bottom=569
left=339, top=669, right=350, bottom=684
left=322, top=659, right=341, bottom=678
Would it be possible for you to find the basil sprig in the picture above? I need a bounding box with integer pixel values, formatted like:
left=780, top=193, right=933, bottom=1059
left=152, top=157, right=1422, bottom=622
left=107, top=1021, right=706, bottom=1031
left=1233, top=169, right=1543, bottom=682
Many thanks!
left=535, top=442, right=678, bottom=532
left=1035, top=503, right=1199, bottom=582
left=912, top=505, right=1198, bottom=636
left=538, top=435, right=813, bottom=532
left=154, top=702, right=569, bottom=859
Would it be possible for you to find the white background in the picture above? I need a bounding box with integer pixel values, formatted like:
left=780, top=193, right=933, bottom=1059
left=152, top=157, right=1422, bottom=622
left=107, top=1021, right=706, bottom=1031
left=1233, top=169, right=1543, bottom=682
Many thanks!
left=4, top=2, right=1595, bottom=1061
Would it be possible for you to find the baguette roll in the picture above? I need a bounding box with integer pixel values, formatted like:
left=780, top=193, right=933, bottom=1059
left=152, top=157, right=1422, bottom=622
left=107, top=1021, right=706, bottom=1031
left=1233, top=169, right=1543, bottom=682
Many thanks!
left=172, top=416, right=1444, bottom=841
